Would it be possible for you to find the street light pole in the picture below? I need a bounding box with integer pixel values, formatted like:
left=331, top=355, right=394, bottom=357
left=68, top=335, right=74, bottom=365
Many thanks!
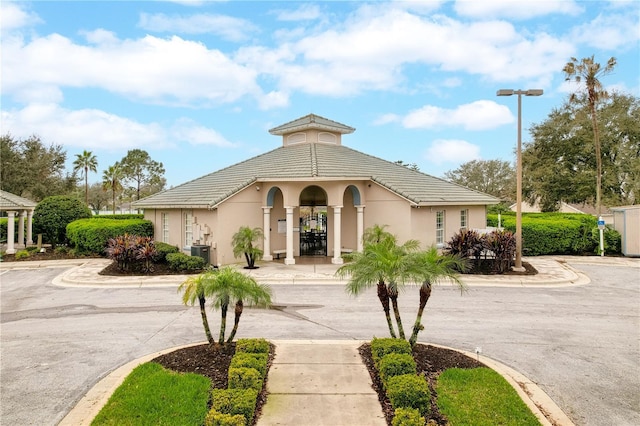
left=497, top=89, right=543, bottom=271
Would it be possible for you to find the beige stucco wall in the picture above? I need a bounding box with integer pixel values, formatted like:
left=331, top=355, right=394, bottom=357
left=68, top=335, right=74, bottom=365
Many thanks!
left=143, top=180, right=490, bottom=265
left=613, top=207, right=640, bottom=257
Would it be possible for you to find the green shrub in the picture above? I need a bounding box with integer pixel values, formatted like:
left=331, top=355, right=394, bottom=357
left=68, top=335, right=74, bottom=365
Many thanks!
left=386, top=374, right=430, bottom=415
left=15, top=250, right=30, bottom=260
left=228, top=367, right=263, bottom=391
left=392, top=407, right=425, bottom=426
left=591, top=226, right=621, bottom=254
left=92, top=214, right=144, bottom=220
left=236, top=338, right=270, bottom=354
left=26, top=246, right=39, bottom=253
left=166, top=252, right=206, bottom=272
left=378, top=353, right=417, bottom=386
left=205, top=409, right=245, bottom=426
left=211, top=388, right=258, bottom=425
left=54, top=246, right=69, bottom=254
left=154, top=241, right=180, bottom=263
left=370, top=338, right=412, bottom=367
left=66, top=218, right=153, bottom=254
left=33, top=196, right=91, bottom=248
left=230, top=353, right=268, bottom=378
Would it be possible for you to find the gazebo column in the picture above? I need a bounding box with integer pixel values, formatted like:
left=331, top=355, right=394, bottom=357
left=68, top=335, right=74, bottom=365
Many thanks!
left=356, top=205, right=365, bottom=252
left=6, top=211, right=16, bottom=254
left=262, top=207, right=273, bottom=261
left=284, top=206, right=295, bottom=265
left=26, top=210, right=33, bottom=245
left=18, top=211, right=26, bottom=248
left=332, top=205, right=343, bottom=265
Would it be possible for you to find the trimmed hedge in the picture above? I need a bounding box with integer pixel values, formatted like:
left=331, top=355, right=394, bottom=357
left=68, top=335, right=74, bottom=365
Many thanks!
left=378, top=353, right=417, bottom=386
left=229, top=353, right=268, bottom=378
left=236, top=338, right=270, bottom=354
left=67, top=218, right=153, bottom=254
left=487, top=212, right=621, bottom=256
left=371, top=338, right=412, bottom=367
left=154, top=241, right=180, bottom=263
left=228, top=367, right=263, bottom=391
left=211, top=388, right=258, bottom=425
left=386, top=374, right=431, bottom=416
left=92, top=214, right=144, bottom=220
left=205, top=410, right=245, bottom=426
left=392, top=408, right=425, bottom=426
left=166, top=252, right=206, bottom=271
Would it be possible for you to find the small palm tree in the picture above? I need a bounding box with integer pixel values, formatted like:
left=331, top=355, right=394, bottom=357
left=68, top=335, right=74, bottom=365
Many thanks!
left=232, top=226, right=264, bottom=269
left=102, top=162, right=124, bottom=214
left=179, top=267, right=272, bottom=346
left=563, top=55, right=616, bottom=215
left=406, top=247, right=469, bottom=346
left=73, top=150, right=98, bottom=206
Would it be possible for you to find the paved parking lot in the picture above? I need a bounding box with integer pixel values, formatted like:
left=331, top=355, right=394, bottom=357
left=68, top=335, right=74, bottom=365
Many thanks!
left=1, top=260, right=638, bottom=425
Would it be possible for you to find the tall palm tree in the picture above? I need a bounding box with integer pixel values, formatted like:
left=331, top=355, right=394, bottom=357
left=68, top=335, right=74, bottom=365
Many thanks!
left=232, top=226, right=264, bottom=269
left=178, top=273, right=215, bottom=345
left=406, top=247, right=469, bottom=346
left=337, top=226, right=421, bottom=340
left=102, top=162, right=123, bottom=214
left=563, top=55, right=616, bottom=215
left=73, top=150, right=98, bottom=206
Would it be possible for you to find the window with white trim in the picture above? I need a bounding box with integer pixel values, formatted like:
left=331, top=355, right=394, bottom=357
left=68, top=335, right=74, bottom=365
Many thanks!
left=460, top=209, right=468, bottom=230
left=161, top=213, right=169, bottom=243
left=436, top=210, right=445, bottom=245
left=184, top=211, right=193, bottom=247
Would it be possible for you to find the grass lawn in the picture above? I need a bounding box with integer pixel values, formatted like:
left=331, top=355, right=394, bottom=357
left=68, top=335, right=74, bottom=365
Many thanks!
left=91, top=362, right=210, bottom=426
left=437, top=367, right=541, bottom=426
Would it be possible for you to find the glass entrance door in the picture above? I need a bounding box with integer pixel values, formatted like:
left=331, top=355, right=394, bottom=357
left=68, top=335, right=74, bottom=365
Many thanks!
left=299, top=206, right=327, bottom=256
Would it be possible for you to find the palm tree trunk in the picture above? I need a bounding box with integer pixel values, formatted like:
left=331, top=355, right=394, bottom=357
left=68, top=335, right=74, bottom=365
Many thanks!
left=409, top=282, right=432, bottom=347
left=84, top=167, right=89, bottom=205
left=388, top=283, right=405, bottom=340
left=219, top=303, right=228, bottom=344
left=226, top=300, right=243, bottom=343
left=377, top=281, right=396, bottom=338
left=590, top=103, right=602, bottom=216
left=199, top=296, right=214, bottom=345
left=112, top=190, right=116, bottom=214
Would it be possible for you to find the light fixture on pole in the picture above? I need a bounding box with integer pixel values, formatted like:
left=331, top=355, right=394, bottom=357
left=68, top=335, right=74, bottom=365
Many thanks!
left=497, top=88, right=543, bottom=271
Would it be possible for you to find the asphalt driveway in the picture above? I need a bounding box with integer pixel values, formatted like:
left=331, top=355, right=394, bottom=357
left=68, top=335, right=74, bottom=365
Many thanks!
left=1, top=261, right=638, bottom=425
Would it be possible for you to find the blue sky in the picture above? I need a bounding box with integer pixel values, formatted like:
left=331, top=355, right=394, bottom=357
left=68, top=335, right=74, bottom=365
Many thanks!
left=2, top=0, right=638, bottom=189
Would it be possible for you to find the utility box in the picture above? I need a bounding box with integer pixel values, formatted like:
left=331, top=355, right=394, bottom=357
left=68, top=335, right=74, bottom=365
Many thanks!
left=191, top=245, right=210, bottom=265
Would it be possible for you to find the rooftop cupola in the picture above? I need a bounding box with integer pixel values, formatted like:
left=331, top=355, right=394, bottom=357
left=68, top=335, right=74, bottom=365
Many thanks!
left=268, top=113, right=355, bottom=147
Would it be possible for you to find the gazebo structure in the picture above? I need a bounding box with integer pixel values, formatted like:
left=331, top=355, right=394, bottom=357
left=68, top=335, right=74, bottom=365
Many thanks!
left=1, top=190, right=37, bottom=254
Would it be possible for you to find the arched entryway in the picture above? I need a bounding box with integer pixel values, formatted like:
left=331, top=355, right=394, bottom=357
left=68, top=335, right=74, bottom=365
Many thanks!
left=299, top=185, right=328, bottom=256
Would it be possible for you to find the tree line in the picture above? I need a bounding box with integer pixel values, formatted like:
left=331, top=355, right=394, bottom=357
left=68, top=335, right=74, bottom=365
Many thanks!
left=444, top=56, right=638, bottom=212
left=0, top=135, right=166, bottom=213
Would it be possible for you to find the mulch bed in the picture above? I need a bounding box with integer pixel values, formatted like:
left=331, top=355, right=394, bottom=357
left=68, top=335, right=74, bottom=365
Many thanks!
left=152, top=341, right=483, bottom=426
left=98, top=261, right=202, bottom=276
left=152, top=342, right=275, bottom=426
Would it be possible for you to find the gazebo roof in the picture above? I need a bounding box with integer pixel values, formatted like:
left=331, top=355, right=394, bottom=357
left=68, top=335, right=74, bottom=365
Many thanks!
left=0, top=190, right=37, bottom=210
left=269, top=113, right=355, bottom=136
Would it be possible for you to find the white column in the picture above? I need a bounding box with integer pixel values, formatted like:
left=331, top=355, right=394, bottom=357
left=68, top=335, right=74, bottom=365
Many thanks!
left=26, top=210, right=33, bottom=244
left=356, top=205, right=365, bottom=252
left=332, top=205, right=343, bottom=265
left=6, top=211, right=16, bottom=254
left=262, top=207, right=273, bottom=261
left=284, top=206, right=295, bottom=265
left=18, top=211, right=26, bottom=248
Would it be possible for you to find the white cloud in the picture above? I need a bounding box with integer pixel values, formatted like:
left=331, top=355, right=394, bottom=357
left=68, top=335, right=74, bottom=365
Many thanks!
left=570, top=12, right=640, bottom=50
left=275, top=4, right=322, bottom=21
left=138, top=12, right=259, bottom=41
left=0, top=1, right=42, bottom=32
left=2, top=104, right=236, bottom=150
left=424, top=139, right=481, bottom=165
left=454, top=0, right=582, bottom=20
left=373, top=113, right=400, bottom=126
left=3, top=33, right=268, bottom=107
left=402, top=101, right=514, bottom=131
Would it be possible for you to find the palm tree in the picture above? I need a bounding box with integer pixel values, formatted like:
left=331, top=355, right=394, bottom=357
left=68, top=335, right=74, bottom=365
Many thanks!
left=178, top=273, right=215, bottom=345
left=563, top=55, right=616, bottom=215
left=232, top=226, right=264, bottom=269
left=406, top=247, right=469, bottom=346
left=73, top=150, right=98, bottom=206
left=337, top=225, right=421, bottom=339
left=102, top=162, right=123, bottom=214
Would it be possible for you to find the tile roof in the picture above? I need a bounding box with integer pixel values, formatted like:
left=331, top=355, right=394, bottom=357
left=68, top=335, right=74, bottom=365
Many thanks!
left=0, top=190, right=37, bottom=210
left=133, top=143, right=499, bottom=209
left=269, top=113, right=355, bottom=135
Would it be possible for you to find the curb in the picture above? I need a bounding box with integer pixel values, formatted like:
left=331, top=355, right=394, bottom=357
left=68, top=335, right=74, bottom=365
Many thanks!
left=59, top=339, right=575, bottom=426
